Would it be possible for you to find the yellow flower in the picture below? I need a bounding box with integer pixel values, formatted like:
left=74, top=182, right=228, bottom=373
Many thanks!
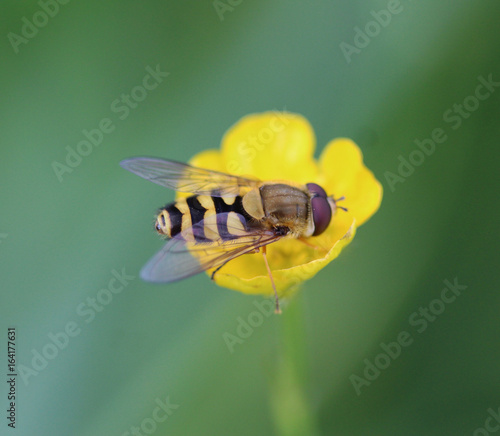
left=180, top=112, right=382, bottom=297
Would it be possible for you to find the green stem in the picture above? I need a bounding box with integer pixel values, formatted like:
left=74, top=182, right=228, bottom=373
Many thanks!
left=269, top=292, right=320, bottom=436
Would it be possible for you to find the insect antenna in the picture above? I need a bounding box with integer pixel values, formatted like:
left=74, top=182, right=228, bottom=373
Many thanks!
left=330, top=195, right=348, bottom=212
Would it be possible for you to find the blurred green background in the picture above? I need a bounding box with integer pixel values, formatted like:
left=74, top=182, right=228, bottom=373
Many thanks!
left=2, top=1, right=500, bottom=435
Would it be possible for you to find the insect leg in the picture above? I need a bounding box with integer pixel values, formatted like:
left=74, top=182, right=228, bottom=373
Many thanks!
left=210, top=247, right=261, bottom=280
left=261, top=245, right=281, bottom=314
left=210, top=263, right=226, bottom=281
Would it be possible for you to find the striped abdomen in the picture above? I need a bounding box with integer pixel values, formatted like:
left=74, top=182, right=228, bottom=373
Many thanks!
left=155, top=195, right=252, bottom=242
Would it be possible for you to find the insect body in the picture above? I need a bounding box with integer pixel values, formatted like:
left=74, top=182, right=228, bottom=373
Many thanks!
left=120, top=157, right=346, bottom=313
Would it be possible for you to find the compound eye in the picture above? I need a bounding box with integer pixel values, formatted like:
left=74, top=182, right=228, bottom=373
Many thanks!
left=306, top=183, right=332, bottom=236
left=310, top=196, right=332, bottom=236
left=306, top=183, right=327, bottom=199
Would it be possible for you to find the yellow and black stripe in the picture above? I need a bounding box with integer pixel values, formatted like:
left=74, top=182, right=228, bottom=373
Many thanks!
left=156, top=194, right=252, bottom=242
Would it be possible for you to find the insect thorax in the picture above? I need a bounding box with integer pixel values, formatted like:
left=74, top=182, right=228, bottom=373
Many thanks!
left=258, top=184, right=311, bottom=235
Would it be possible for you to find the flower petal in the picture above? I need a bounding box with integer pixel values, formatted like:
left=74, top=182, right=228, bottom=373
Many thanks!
left=188, top=149, right=225, bottom=172
left=319, top=138, right=382, bottom=226
left=220, top=112, right=319, bottom=183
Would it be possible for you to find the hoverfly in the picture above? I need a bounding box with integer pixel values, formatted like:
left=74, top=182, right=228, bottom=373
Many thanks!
left=120, top=157, right=347, bottom=313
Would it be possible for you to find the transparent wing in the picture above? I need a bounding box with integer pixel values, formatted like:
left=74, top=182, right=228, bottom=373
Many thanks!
left=120, top=157, right=260, bottom=196
left=140, top=213, right=283, bottom=283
